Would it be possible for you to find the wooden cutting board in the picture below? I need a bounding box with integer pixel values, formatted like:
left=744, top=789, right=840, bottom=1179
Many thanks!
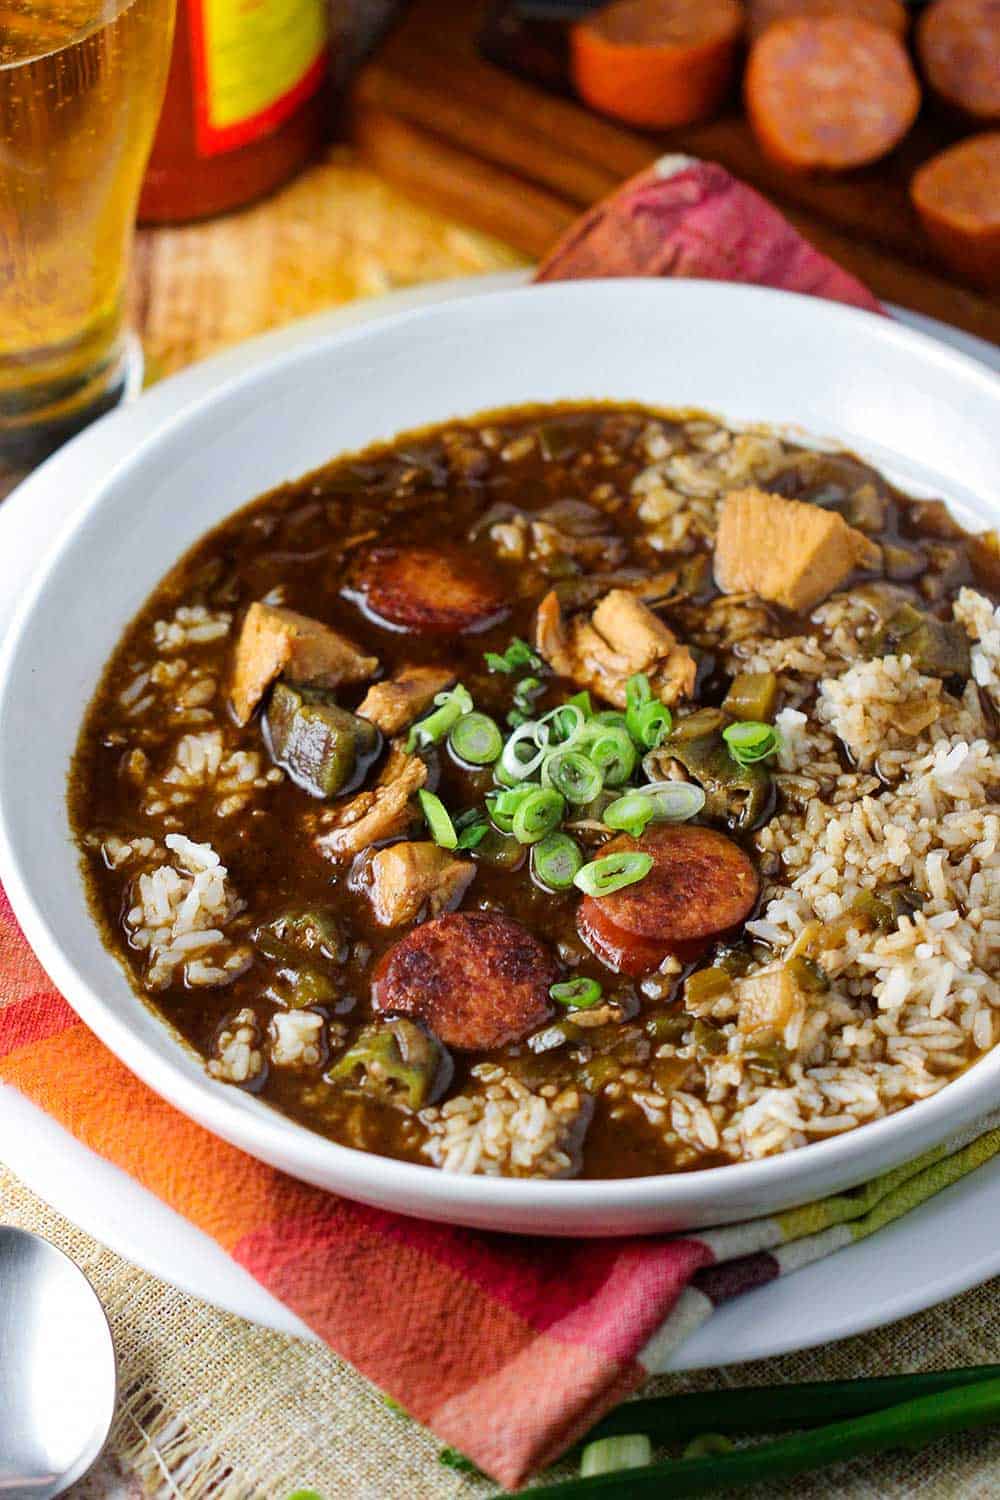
left=348, top=0, right=1000, bottom=343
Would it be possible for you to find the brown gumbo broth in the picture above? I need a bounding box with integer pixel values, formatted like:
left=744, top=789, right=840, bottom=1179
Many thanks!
left=70, top=403, right=999, bottom=1179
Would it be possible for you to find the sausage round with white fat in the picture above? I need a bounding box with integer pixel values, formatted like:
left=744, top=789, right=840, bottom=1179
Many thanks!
left=372, top=910, right=557, bottom=1050
left=745, top=16, right=920, bottom=171
left=350, top=546, right=508, bottom=635
left=917, top=0, right=1000, bottom=122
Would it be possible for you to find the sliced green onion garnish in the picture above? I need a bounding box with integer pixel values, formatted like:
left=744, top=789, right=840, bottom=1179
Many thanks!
left=484, top=637, right=541, bottom=674
left=579, top=721, right=637, bottom=786
left=626, top=672, right=652, bottom=712
left=592, top=709, right=629, bottom=731
left=580, top=1434, right=652, bottom=1478
left=566, top=690, right=592, bottom=718
left=406, top=684, right=473, bottom=752
left=632, top=699, right=673, bottom=749
left=604, top=791, right=657, bottom=838
left=550, top=976, right=603, bottom=1009
left=448, top=711, right=503, bottom=766
left=486, top=784, right=537, bottom=834
left=574, top=850, right=653, bottom=897
left=513, top=675, right=544, bottom=715
left=723, top=719, right=780, bottom=766
left=499, top=721, right=549, bottom=782
left=453, top=809, right=490, bottom=849
left=418, top=790, right=457, bottom=849
left=511, top=787, right=565, bottom=844
left=645, top=780, right=707, bottom=821
left=542, top=748, right=603, bottom=805
left=538, top=701, right=586, bottom=746
left=505, top=708, right=528, bottom=729
left=531, top=832, right=584, bottom=891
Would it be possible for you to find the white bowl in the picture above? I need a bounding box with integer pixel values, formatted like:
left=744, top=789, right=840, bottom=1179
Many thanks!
left=1, top=280, right=998, bottom=1236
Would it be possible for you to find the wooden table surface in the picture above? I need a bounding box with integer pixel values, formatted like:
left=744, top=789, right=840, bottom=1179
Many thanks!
left=349, top=0, right=1000, bottom=345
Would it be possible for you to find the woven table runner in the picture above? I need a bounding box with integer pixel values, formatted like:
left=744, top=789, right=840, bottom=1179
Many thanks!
left=2, top=149, right=999, bottom=1499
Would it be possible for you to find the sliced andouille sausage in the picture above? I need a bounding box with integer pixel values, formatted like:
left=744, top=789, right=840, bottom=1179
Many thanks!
left=911, top=133, right=1000, bottom=286
left=349, top=546, right=509, bottom=635
left=578, top=896, right=709, bottom=976
left=745, top=16, right=921, bottom=171
left=917, top=0, right=1000, bottom=123
left=230, top=602, right=377, bottom=725
left=372, top=910, right=557, bottom=1050
left=570, top=0, right=744, bottom=130
left=587, top=824, right=759, bottom=943
left=747, top=0, right=907, bottom=42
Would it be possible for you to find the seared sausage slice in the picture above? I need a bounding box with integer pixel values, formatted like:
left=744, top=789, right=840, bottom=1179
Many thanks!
left=350, top=546, right=508, bottom=635
left=588, top=824, right=759, bottom=943
left=578, top=897, right=709, bottom=975
left=745, top=16, right=920, bottom=171
left=578, top=898, right=671, bottom=976
left=372, top=911, right=557, bottom=1050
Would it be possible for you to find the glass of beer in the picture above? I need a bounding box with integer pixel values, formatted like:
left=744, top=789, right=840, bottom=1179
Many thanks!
left=0, top=0, right=175, bottom=463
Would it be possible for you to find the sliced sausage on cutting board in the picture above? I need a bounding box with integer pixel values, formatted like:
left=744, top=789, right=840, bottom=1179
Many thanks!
left=911, top=132, right=1000, bottom=286
left=917, top=0, right=1000, bottom=122
left=747, top=0, right=908, bottom=41
left=571, top=0, right=744, bottom=130
left=745, top=16, right=921, bottom=171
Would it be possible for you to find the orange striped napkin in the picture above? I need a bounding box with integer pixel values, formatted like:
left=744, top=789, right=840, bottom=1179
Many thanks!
left=0, top=162, right=946, bottom=1492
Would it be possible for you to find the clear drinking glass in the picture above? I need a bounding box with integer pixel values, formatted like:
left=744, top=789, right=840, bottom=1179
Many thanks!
left=0, top=0, right=175, bottom=463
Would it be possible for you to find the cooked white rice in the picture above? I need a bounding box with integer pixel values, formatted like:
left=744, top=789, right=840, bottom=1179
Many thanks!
left=125, top=834, right=252, bottom=990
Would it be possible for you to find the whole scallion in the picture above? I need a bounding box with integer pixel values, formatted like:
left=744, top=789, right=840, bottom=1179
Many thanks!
left=580, top=1435, right=652, bottom=1478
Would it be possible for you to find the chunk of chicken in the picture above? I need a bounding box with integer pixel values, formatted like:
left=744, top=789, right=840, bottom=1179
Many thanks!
left=735, top=964, right=807, bottom=1051
left=316, top=743, right=426, bottom=861
left=368, top=841, right=475, bottom=926
left=357, top=665, right=455, bottom=736
left=714, top=488, right=880, bottom=614
left=230, top=602, right=378, bottom=726
left=535, top=588, right=697, bottom=709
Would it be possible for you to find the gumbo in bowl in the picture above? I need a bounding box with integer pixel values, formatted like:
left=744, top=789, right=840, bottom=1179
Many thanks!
left=70, top=403, right=1000, bottom=1180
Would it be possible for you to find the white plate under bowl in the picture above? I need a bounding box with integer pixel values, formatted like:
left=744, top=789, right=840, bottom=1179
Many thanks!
left=1, top=278, right=999, bottom=1246
left=0, top=275, right=998, bottom=1365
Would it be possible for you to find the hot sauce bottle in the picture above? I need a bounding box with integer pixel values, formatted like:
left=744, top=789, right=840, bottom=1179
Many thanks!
left=139, top=0, right=330, bottom=224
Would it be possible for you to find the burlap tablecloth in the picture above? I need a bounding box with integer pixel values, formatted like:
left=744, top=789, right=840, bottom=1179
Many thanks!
left=4, top=148, right=998, bottom=1498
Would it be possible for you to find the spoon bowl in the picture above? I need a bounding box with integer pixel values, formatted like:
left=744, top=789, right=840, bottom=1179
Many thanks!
left=0, top=1225, right=116, bottom=1498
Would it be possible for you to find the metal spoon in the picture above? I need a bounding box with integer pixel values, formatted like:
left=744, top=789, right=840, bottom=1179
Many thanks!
left=0, top=1226, right=117, bottom=1498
